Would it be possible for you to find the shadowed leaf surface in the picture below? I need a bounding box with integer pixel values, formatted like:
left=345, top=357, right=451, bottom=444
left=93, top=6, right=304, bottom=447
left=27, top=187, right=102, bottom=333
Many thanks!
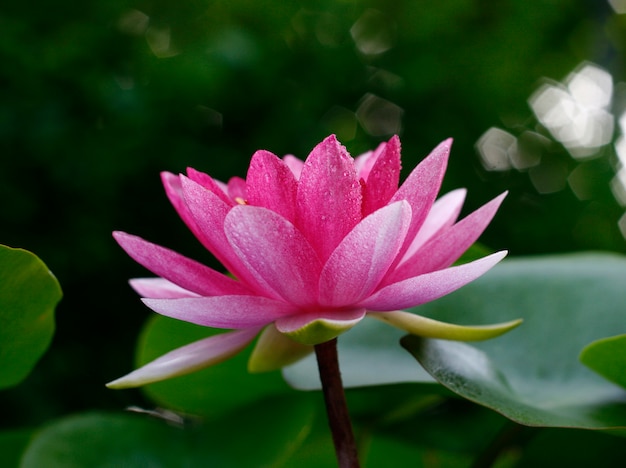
left=402, top=253, right=626, bottom=429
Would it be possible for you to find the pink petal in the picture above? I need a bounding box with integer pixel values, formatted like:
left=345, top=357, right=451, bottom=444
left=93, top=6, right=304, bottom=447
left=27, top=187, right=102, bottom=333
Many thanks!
left=186, top=168, right=233, bottom=205
left=106, top=328, right=260, bottom=388
left=224, top=205, right=322, bottom=306
left=296, top=135, right=362, bottom=261
left=213, top=178, right=229, bottom=196
left=354, top=140, right=386, bottom=179
left=227, top=176, right=247, bottom=201
left=161, top=172, right=208, bottom=246
left=359, top=251, right=507, bottom=311
left=162, top=171, right=233, bottom=255
left=113, top=231, right=251, bottom=296
left=400, top=188, right=467, bottom=264
left=282, top=155, right=304, bottom=180
left=319, top=201, right=411, bottom=307
left=180, top=174, right=232, bottom=256
left=180, top=176, right=272, bottom=295
left=389, top=192, right=506, bottom=282
left=390, top=139, right=451, bottom=263
left=246, top=150, right=298, bottom=222
left=143, top=295, right=297, bottom=328
left=353, top=149, right=374, bottom=177
left=361, top=136, right=402, bottom=216
left=129, top=278, right=200, bottom=298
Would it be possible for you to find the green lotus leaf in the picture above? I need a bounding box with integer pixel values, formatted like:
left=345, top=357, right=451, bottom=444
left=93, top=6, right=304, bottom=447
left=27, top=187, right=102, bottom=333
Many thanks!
left=20, top=397, right=315, bottom=468
left=0, top=245, right=61, bottom=389
left=402, top=253, right=626, bottom=430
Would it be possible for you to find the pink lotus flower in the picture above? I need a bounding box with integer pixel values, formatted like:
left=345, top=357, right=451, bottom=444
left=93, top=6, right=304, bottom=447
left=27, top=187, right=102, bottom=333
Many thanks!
left=108, top=135, right=518, bottom=388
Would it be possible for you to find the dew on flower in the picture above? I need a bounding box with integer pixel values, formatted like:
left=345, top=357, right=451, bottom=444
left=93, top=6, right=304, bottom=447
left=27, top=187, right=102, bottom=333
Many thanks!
left=108, top=134, right=515, bottom=390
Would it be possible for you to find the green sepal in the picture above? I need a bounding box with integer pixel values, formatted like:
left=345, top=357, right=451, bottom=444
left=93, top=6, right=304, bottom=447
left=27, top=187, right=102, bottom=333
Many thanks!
left=279, top=316, right=362, bottom=345
left=248, top=325, right=313, bottom=373
left=369, top=310, right=522, bottom=341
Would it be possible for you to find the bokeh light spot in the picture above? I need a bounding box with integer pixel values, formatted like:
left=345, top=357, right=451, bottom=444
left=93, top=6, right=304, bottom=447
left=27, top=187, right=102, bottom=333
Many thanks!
left=350, top=9, right=394, bottom=56
left=476, top=127, right=516, bottom=171
left=609, top=0, right=626, bottom=14
left=146, top=26, right=180, bottom=58
left=528, top=158, right=568, bottom=194
left=356, top=93, right=403, bottom=137
left=529, top=63, right=614, bottom=160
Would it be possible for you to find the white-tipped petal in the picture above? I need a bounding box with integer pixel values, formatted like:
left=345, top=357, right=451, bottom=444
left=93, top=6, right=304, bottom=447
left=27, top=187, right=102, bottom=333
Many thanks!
left=106, top=328, right=260, bottom=389
left=361, top=251, right=507, bottom=311
left=129, top=278, right=199, bottom=299
left=319, top=201, right=411, bottom=306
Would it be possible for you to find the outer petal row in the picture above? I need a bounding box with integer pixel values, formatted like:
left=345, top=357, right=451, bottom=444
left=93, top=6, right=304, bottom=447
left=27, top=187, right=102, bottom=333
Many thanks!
left=129, top=278, right=199, bottom=299
left=400, top=188, right=467, bottom=263
left=360, top=251, right=507, bottom=311
left=142, top=295, right=298, bottom=329
left=106, top=328, right=260, bottom=389
left=113, top=232, right=251, bottom=297
left=389, top=192, right=507, bottom=283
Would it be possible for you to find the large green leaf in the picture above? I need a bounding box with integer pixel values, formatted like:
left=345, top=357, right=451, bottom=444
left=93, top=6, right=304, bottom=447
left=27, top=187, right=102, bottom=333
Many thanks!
left=402, top=253, right=626, bottom=429
left=580, top=335, right=626, bottom=390
left=0, top=245, right=61, bottom=389
left=21, top=397, right=315, bottom=467
left=134, top=315, right=293, bottom=417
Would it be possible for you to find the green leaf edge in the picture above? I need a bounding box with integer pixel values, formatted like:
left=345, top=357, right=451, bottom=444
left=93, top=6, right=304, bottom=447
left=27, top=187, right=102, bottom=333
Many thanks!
left=0, top=245, right=62, bottom=389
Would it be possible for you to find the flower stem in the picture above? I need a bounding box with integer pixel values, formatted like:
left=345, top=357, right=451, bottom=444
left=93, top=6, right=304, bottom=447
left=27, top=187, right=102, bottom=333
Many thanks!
left=314, top=338, right=360, bottom=468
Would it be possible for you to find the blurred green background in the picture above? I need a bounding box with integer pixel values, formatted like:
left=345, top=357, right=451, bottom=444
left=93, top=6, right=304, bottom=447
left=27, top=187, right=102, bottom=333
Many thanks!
left=2, top=0, right=626, bottom=430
